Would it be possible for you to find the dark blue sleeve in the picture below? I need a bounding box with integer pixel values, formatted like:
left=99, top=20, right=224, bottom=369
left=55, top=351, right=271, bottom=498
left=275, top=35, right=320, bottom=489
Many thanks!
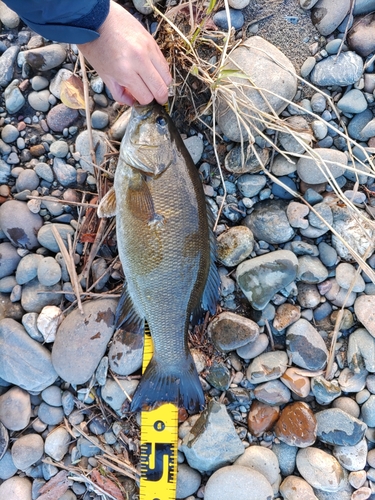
left=2, top=0, right=110, bottom=44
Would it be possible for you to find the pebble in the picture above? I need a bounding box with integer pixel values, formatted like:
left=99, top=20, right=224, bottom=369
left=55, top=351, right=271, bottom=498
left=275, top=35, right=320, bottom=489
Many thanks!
left=297, top=148, right=347, bottom=185
left=348, top=328, right=375, bottom=373
left=50, top=140, right=69, bottom=158
left=0, top=318, right=57, bottom=391
left=91, top=110, right=109, bottom=130
left=213, top=9, right=245, bottom=30
left=254, top=379, right=291, bottom=405
left=297, top=255, right=328, bottom=283
left=0, top=2, right=19, bottom=28
left=236, top=333, right=269, bottom=360
left=311, top=376, right=342, bottom=405
left=4, top=81, right=25, bottom=114
left=310, top=52, right=363, bottom=87
left=0, top=451, right=18, bottom=480
left=286, top=318, right=328, bottom=370
left=176, top=463, right=201, bottom=499
left=280, top=475, right=318, bottom=500
left=243, top=199, right=295, bottom=244
left=0, top=46, right=19, bottom=88
left=11, top=433, right=44, bottom=470
left=361, top=395, right=375, bottom=427
left=247, top=400, right=280, bottom=437
left=0, top=200, right=43, bottom=249
left=15, top=169, right=39, bottom=193
left=75, top=129, right=107, bottom=174
left=354, top=296, right=375, bottom=337
left=22, top=44, right=66, bottom=71
left=234, top=445, right=280, bottom=486
left=49, top=68, right=72, bottom=99
left=333, top=438, right=368, bottom=472
left=273, top=303, right=301, bottom=331
left=281, top=367, right=311, bottom=398
left=216, top=37, right=297, bottom=142
left=37, top=223, right=75, bottom=252
left=271, top=154, right=297, bottom=176
left=236, top=250, right=298, bottom=310
left=38, top=402, right=64, bottom=425
left=52, top=299, right=118, bottom=385
left=108, top=329, right=143, bottom=376
left=101, top=378, right=138, bottom=416
left=0, top=242, right=21, bottom=279
left=311, top=0, right=351, bottom=35
left=237, top=173, right=267, bottom=198
left=37, top=256, right=61, bottom=286
left=0, top=386, right=31, bottom=431
left=180, top=401, right=244, bottom=472
left=1, top=124, right=19, bottom=143
left=347, top=13, right=375, bottom=57
left=297, top=283, right=321, bottom=308
left=296, top=447, right=348, bottom=492
left=52, top=157, right=77, bottom=186
left=246, top=350, right=288, bottom=384
left=16, top=254, right=43, bottom=285
left=204, top=465, right=273, bottom=500
left=208, top=311, right=259, bottom=352
left=28, top=90, right=50, bottom=112
left=47, top=103, right=79, bottom=132
left=44, top=428, right=69, bottom=461
left=316, top=408, right=367, bottom=446
left=21, top=277, right=61, bottom=313
left=217, top=226, right=254, bottom=267
left=337, top=89, right=368, bottom=114
left=274, top=402, right=317, bottom=448
left=0, top=476, right=32, bottom=499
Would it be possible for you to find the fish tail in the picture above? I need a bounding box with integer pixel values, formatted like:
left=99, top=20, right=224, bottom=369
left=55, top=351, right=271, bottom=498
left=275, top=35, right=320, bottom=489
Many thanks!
left=130, top=354, right=205, bottom=413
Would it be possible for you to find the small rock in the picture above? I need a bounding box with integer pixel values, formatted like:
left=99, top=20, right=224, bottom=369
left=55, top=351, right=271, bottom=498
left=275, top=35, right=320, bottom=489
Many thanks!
left=217, top=226, right=254, bottom=267
left=183, top=136, right=204, bottom=164
left=247, top=400, right=280, bottom=437
left=208, top=311, right=259, bottom=352
left=333, top=438, right=367, bottom=472
left=275, top=402, right=317, bottom=448
left=0, top=387, right=31, bottom=431
left=108, top=330, right=143, bottom=376
left=47, top=104, right=79, bottom=132
left=44, top=428, right=70, bottom=461
left=176, top=463, right=201, bottom=499
left=246, top=351, right=288, bottom=384
left=91, top=110, right=109, bottom=130
left=23, top=44, right=66, bottom=71
left=316, top=408, right=367, bottom=446
left=213, top=9, right=245, bottom=30
left=281, top=367, right=311, bottom=398
left=311, top=0, right=351, bottom=36
left=0, top=46, right=19, bottom=88
left=0, top=200, right=43, bottom=249
left=0, top=476, right=32, bottom=499
left=310, top=51, right=363, bottom=86
left=354, top=296, right=375, bottom=337
left=280, top=475, right=318, bottom=500
left=11, top=433, right=44, bottom=471
left=286, top=318, right=328, bottom=370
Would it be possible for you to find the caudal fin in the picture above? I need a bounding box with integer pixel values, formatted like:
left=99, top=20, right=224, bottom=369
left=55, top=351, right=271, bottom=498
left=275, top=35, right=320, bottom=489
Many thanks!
left=130, top=354, right=205, bottom=413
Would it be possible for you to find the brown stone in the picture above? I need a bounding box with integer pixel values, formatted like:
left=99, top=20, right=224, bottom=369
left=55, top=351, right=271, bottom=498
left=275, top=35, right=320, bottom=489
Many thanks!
left=46, top=103, right=79, bottom=133
left=273, top=303, right=301, bottom=331
left=281, top=368, right=310, bottom=398
left=247, top=400, right=280, bottom=437
left=30, top=144, right=46, bottom=157
left=299, top=180, right=326, bottom=194
left=274, top=401, right=317, bottom=448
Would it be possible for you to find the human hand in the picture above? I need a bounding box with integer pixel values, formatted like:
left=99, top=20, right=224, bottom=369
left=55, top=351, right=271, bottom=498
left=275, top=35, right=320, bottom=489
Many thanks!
left=78, top=1, right=172, bottom=105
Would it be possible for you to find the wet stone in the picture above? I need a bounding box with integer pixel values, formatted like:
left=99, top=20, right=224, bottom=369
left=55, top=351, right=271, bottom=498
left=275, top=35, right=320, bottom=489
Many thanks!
left=254, top=379, right=291, bottom=405
left=274, top=402, right=317, bottom=448
left=247, top=400, right=280, bottom=437
left=180, top=400, right=245, bottom=472
left=286, top=319, right=328, bottom=370
left=311, top=376, right=342, bottom=405
left=316, top=408, right=367, bottom=446
left=206, top=361, right=231, bottom=391
left=236, top=249, right=298, bottom=311
left=246, top=350, right=288, bottom=384
left=208, top=311, right=259, bottom=353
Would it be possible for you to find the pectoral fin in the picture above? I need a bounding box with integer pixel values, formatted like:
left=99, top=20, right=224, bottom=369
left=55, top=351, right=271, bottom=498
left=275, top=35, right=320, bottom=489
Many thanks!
left=97, top=187, right=117, bottom=218
left=115, top=280, right=144, bottom=335
left=127, top=174, right=157, bottom=223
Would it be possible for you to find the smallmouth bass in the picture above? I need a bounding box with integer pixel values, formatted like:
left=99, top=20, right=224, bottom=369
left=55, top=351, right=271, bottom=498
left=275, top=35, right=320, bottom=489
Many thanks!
left=98, top=103, right=219, bottom=412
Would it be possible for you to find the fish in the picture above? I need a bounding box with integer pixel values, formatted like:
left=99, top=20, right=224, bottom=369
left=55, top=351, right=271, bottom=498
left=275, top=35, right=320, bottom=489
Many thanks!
left=98, top=102, right=219, bottom=413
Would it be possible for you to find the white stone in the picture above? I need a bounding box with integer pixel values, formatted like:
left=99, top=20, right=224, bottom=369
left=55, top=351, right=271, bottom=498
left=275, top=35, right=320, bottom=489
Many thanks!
left=37, top=305, right=64, bottom=343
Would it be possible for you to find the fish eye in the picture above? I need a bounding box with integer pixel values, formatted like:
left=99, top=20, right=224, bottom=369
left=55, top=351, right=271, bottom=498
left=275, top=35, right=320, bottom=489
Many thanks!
left=156, top=116, right=167, bottom=127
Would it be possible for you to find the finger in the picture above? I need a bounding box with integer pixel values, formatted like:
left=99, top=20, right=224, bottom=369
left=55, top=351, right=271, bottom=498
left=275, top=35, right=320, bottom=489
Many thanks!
left=151, top=47, right=172, bottom=86
left=138, top=62, right=170, bottom=104
left=109, top=81, right=136, bottom=106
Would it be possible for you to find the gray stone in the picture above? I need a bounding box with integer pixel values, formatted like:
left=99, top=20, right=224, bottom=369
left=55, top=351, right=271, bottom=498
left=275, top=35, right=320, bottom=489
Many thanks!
left=311, top=0, right=351, bottom=35
left=75, top=130, right=107, bottom=174
left=216, top=36, right=297, bottom=142
left=254, top=379, right=291, bottom=405
left=213, top=8, right=245, bottom=30
left=23, top=44, right=66, bottom=71
left=27, top=90, right=50, bottom=112
left=0, top=387, right=31, bottom=431
left=0, top=451, right=17, bottom=480
left=180, top=400, right=244, bottom=472
left=316, top=408, right=367, bottom=446
left=331, top=205, right=374, bottom=261
left=0, top=293, right=23, bottom=322
left=225, top=144, right=269, bottom=175
left=361, top=394, right=375, bottom=427
left=332, top=397, right=360, bottom=419
left=217, top=226, right=254, bottom=267
left=0, top=200, right=43, bottom=249
left=53, top=157, right=77, bottom=186
left=37, top=256, right=61, bottom=286
left=236, top=333, right=269, bottom=360
left=16, top=253, right=43, bottom=285
left=234, top=445, right=280, bottom=486
left=52, top=299, right=118, bottom=385
left=348, top=109, right=373, bottom=141
left=318, top=242, right=338, bottom=267
left=1, top=124, right=19, bottom=143
left=246, top=351, right=288, bottom=384
left=31, top=76, right=49, bottom=91
left=49, top=68, right=73, bottom=99
left=0, top=318, right=57, bottom=391
left=34, top=162, right=54, bottom=183
left=286, top=319, right=328, bottom=370
left=0, top=242, right=21, bottom=279
left=0, top=476, right=32, bottom=499
left=354, top=296, right=375, bottom=338
left=236, top=250, right=298, bottom=310
left=337, top=89, right=368, bottom=114
left=37, top=223, right=75, bottom=252
left=91, top=110, right=109, bottom=130
left=311, top=376, right=342, bottom=405
left=297, top=149, right=347, bottom=185
left=272, top=442, right=298, bottom=476
left=15, top=169, right=39, bottom=192
left=208, top=311, right=259, bottom=353
left=280, top=475, right=318, bottom=500
left=237, top=174, right=267, bottom=198
left=44, top=428, right=70, bottom=461
left=333, top=438, right=367, bottom=472
left=296, top=447, right=348, bottom=492
left=297, top=256, right=328, bottom=284
left=242, top=199, right=294, bottom=244
left=50, top=140, right=69, bottom=158
left=47, top=104, right=79, bottom=132
left=0, top=2, right=19, bottom=28
left=0, top=276, right=17, bottom=293
left=11, top=433, right=44, bottom=470
left=176, top=463, right=201, bottom=499
left=101, top=378, right=138, bottom=416
left=21, top=277, right=61, bottom=313
left=77, top=436, right=101, bottom=457
left=38, top=402, right=64, bottom=425
left=347, top=328, right=375, bottom=373
left=0, top=159, right=10, bottom=183
left=310, top=52, right=363, bottom=87
left=41, top=385, right=62, bottom=407
left=204, top=465, right=273, bottom=500
left=108, top=330, right=143, bottom=376
left=0, top=46, right=19, bottom=87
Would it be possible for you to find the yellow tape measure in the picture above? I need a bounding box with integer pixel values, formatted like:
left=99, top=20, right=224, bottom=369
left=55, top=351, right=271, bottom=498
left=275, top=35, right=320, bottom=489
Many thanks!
left=140, top=328, right=178, bottom=500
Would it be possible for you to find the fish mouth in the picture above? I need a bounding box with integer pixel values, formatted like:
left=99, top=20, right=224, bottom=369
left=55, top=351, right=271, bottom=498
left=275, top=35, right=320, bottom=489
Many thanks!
left=132, top=103, right=155, bottom=120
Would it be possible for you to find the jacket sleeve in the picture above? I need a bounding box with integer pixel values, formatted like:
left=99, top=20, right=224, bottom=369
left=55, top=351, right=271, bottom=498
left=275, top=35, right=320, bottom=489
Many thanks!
left=2, top=0, right=110, bottom=44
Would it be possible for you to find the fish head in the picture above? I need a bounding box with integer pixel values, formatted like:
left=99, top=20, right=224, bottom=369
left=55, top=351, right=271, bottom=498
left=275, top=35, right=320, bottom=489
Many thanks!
left=121, top=102, right=177, bottom=177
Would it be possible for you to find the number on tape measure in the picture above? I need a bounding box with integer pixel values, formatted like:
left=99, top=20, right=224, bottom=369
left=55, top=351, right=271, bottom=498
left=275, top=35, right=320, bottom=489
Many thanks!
left=140, top=329, right=178, bottom=499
